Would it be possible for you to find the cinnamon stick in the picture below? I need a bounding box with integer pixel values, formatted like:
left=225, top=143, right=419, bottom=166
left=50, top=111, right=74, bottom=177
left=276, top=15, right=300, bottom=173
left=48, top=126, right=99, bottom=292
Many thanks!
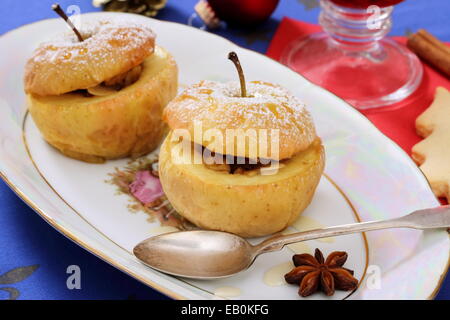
left=407, top=29, right=450, bottom=78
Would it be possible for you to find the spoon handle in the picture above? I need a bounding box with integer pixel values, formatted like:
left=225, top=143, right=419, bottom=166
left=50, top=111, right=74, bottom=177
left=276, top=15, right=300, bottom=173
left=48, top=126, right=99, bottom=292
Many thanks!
left=255, top=205, right=450, bottom=255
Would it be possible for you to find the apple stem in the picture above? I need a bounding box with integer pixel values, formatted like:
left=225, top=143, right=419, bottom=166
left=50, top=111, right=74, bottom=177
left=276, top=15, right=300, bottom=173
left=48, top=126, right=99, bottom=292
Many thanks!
left=52, top=3, right=84, bottom=42
left=228, top=52, right=247, bottom=97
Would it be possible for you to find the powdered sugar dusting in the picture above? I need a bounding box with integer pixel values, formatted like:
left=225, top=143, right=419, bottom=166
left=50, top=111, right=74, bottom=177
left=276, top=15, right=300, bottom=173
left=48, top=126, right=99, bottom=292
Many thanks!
left=165, top=81, right=317, bottom=157
left=25, top=19, right=156, bottom=95
left=32, top=20, right=154, bottom=65
left=166, top=80, right=317, bottom=154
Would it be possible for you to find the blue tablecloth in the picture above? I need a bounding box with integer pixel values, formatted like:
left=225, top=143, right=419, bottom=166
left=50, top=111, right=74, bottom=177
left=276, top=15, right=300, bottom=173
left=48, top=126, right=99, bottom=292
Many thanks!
left=0, top=0, right=449, bottom=300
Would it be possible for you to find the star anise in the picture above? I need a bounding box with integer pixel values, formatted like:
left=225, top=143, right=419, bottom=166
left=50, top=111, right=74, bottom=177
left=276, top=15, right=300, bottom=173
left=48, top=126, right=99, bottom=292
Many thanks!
left=284, top=248, right=359, bottom=297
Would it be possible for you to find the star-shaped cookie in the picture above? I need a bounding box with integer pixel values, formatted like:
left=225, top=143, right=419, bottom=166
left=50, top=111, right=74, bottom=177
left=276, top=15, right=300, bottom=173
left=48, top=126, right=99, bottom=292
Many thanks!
left=412, top=87, right=450, bottom=201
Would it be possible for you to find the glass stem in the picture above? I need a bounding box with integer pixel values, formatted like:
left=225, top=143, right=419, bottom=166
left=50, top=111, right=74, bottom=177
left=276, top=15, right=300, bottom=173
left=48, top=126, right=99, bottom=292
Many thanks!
left=319, top=0, right=393, bottom=52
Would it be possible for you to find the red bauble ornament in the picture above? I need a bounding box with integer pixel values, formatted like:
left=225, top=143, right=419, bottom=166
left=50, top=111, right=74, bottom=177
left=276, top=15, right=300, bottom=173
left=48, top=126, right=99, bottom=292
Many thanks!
left=207, top=0, right=280, bottom=26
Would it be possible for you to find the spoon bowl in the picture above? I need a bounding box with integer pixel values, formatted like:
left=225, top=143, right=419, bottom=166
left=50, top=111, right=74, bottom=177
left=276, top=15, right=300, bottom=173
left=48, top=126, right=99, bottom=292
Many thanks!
left=134, top=230, right=254, bottom=279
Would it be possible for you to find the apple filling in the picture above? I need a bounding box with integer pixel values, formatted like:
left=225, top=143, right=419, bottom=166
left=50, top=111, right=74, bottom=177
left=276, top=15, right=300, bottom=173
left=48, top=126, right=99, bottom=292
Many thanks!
left=70, top=64, right=144, bottom=97
left=102, top=64, right=143, bottom=89
left=200, top=144, right=284, bottom=176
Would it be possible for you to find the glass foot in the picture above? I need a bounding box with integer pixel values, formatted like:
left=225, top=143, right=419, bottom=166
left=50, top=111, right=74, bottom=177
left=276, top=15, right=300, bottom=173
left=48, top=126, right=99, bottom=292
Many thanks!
left=281, top=33, right=423, bottom=109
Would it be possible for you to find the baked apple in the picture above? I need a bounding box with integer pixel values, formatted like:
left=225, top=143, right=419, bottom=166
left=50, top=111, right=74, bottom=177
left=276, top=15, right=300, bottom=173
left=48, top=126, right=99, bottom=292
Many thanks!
left=158, top=52, right=325, bottom=237
left=24, top=18, right=178, bottom=163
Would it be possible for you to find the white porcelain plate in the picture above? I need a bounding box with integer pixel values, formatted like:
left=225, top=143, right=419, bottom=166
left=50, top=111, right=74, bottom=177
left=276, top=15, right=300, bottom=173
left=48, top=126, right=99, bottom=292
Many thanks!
left=0, top=12, right=448, bottom=300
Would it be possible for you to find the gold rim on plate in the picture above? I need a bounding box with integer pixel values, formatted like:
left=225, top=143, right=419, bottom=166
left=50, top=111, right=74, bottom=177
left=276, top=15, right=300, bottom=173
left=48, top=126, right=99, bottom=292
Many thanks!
left=0, top=13, right=448, bottom=299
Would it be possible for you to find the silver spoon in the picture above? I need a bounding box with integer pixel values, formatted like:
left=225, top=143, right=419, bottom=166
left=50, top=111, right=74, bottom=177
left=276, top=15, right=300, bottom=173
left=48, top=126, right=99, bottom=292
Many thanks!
left=133, top=205, right=450, bottom=279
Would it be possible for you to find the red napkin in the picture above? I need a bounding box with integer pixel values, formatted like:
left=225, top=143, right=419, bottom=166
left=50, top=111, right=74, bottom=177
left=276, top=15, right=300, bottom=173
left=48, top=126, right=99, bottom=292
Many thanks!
left=267, top=17, right=450, bottom=156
